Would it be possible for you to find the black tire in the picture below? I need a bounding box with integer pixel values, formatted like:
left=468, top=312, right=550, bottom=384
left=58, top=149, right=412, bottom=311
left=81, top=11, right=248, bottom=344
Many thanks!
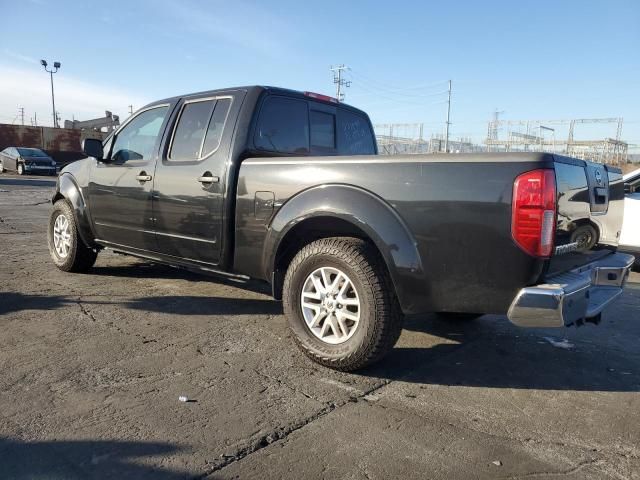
left=17, top=163, right=25, bottom=175
left=570, top=224, right=598, bottom=252
left=283, top=237, right=403, bottom=371
left=48, top=199, right=98, bottom=272
left=436, top=312, right=483, bottom=321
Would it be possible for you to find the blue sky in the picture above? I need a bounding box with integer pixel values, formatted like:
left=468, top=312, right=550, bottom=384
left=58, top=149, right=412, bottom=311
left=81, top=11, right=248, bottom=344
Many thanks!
left=1, top=0, right=638, bottom=145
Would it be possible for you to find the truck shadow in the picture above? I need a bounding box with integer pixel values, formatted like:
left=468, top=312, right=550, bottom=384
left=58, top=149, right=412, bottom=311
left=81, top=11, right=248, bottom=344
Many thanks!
left=0, top=292, right=281, bottom=317
left=125, top=295, right=282, bottom=316
left=360, top=309, right=640, bottom=393
left=0, top=437, right=192, bottom=479
left=0, top=177, right=57, bottom=187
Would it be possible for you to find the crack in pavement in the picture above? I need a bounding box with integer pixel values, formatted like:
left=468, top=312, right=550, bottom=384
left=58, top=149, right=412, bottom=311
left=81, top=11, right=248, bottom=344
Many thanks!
left=198, top=379, right=391, bottom=478
left=76, top=301, right=97, bottom=322
left=252, top=368, right=316, bottom=400
left=499, top=458, right=604, bottom=479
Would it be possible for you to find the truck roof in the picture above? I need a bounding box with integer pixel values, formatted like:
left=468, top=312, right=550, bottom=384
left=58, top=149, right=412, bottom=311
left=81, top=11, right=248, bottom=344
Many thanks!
left=145, top=85, right=368, bottom=115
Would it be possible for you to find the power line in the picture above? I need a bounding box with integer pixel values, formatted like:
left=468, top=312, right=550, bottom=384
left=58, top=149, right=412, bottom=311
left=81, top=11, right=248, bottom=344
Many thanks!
left=348, top=80, right=448, bottom=107
left=349, top=70, right=449, bottom=99
left=349, top=70, right=448, bottom=93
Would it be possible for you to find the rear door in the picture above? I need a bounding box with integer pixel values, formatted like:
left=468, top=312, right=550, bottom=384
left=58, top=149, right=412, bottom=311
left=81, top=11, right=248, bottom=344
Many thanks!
left=152, top=92, right=240, bottom=265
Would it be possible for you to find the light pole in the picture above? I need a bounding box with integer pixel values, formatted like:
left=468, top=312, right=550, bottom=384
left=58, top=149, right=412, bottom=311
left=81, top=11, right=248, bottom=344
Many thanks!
left=40, top=59, right=61, bottom=128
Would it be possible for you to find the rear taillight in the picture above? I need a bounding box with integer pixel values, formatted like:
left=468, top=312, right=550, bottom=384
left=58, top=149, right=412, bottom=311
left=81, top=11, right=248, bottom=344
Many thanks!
left=511, top=169, right=556, bottom=257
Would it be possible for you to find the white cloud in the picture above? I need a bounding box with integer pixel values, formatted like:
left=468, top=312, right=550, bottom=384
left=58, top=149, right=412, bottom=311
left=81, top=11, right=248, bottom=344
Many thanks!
left=0, top=63, right=148, bottom=127
left=157, top=0, right=291, bottom=58
left=3, top=49, right=39, bottom=65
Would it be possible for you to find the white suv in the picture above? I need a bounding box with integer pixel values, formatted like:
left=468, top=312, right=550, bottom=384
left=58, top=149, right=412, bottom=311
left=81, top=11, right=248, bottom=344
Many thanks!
left=620, top=168, right=640, bottom=268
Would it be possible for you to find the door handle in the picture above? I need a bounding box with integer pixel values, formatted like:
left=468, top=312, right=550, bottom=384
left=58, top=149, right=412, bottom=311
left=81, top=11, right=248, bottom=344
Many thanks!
left=136, top=172, right=152, bottom=183
left=198, top=172, right=219, bottom=184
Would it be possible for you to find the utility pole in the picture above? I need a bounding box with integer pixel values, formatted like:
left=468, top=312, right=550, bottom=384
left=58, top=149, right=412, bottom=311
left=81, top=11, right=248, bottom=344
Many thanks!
left=19, top=107, right=24, bottom=125
left=444, top=80, right=452, bottom=153
left=33, top=112, right=37, bottom=126
left=330, top=65, right=351, bottom=102
left=128, top=105, right=133, bottom=116
left=40, top=59, right=61, bottom=127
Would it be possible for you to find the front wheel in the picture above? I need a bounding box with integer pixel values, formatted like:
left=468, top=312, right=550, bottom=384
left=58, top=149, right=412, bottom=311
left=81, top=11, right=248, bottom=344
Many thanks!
left=17, top=163, right=25, bottom=175
left=283, top=237, right=404, bottom=371
left=48, top=200, right=98, bottom=272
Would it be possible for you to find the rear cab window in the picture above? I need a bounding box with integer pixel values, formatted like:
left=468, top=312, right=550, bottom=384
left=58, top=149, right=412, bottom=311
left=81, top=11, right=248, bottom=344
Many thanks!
left=253, top=94, right=375, bottom=156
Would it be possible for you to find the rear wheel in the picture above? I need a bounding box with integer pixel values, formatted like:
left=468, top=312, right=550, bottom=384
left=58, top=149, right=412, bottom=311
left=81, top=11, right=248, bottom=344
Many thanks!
left=283, top=237, right=403, bottom=371
left=48, top=200, right=98, bottom=272
left=0, top=160, right=4, bottom=173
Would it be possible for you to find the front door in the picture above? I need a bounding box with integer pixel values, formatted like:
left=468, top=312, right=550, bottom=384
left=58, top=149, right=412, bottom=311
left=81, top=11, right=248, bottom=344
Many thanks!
left=88, top=105, right=171, bottom=252
left=152, top=93, right=238, bottom=265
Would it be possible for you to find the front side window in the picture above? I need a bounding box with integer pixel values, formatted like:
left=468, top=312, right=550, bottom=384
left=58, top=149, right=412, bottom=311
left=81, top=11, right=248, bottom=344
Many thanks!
left=337, top=110, right=375, bottom=155
left=111, top=106, right=169, bottom=163
left=254, top=96, right=309, bottom=154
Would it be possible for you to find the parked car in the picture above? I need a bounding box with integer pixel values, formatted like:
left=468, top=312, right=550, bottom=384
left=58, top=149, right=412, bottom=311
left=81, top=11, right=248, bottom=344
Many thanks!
left=47, top=86, right=634, bottom=370
left=0, top=147, right=57, bottom=175
left=619, top=168, right=640, bottom=268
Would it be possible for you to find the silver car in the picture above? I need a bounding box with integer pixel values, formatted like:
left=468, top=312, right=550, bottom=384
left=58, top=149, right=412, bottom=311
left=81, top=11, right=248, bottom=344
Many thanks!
left=0, top=147, right=57, bottom=176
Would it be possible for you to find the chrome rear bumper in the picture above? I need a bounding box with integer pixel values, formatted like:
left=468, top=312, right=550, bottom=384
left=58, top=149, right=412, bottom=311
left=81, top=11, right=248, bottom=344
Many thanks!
left=508, top=252, right=634, bottom=328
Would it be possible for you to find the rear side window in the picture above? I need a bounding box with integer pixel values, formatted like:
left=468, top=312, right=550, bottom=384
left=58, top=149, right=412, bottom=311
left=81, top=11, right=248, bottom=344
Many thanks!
left=310, top=110, right=335, bottom=149
left=170, top=100, right=215, bottom=161
left=255, top=97, right=309, bottom=154
left=337, top=110, right=375, bottom=155
left=201, top=98, right=231, bottom=156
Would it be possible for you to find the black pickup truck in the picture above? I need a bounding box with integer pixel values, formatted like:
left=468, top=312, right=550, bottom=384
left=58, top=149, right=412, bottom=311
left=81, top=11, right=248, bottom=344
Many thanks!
left=48, top=86, right=634, bottom=370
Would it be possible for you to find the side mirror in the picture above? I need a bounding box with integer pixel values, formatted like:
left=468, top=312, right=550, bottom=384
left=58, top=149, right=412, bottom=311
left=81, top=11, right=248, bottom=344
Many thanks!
left=82, top=138, right=104, bottom=160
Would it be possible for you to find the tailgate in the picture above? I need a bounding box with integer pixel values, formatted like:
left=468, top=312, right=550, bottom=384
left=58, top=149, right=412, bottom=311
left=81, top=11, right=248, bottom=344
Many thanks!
left=547, top=155, right=625, bottom=277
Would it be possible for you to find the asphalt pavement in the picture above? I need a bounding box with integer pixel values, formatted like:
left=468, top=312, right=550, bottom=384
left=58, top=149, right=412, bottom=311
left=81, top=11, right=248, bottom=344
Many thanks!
left=1, top=174, right=639, bottom=479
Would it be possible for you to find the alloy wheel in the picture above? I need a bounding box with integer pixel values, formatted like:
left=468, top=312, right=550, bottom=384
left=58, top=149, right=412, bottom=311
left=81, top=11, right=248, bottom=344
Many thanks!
left=300, top=266, right=361, bottom=344
left=53, top=214, right=71, bottom=258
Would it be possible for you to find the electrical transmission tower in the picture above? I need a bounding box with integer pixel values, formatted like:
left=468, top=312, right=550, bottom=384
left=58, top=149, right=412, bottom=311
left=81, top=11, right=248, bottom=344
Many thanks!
left=487, top=110, right=504, bottom=152
left=19, top=107, right=25, bottom=125
left=330, top=64, right=351, bottom=102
